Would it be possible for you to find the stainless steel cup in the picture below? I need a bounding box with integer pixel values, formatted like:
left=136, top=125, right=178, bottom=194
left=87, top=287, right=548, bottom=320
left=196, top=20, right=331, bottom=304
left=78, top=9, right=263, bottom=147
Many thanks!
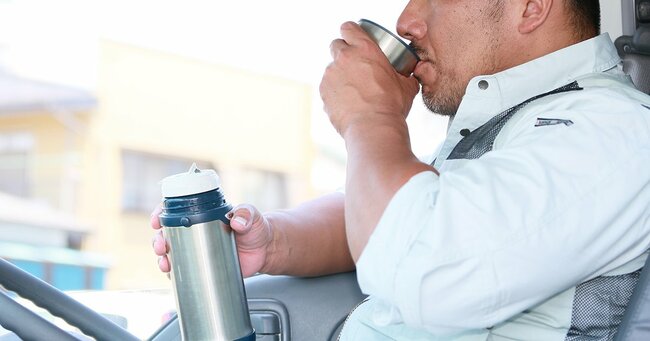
left=359, top=19, right=419, bottom=76
left=160, top=164, right=255, bottom=341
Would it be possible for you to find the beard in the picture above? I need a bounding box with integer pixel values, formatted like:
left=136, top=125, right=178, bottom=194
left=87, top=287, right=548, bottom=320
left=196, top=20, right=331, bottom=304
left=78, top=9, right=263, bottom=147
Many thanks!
left=411, top=44, right=502, bottom=117
left=410, top=44, right=466, bottom=117
left=420, top=77, right=466, bottom=117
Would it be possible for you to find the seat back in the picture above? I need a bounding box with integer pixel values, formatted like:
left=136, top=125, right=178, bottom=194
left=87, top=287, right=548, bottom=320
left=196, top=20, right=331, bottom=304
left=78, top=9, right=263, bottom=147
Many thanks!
left=613, top=2, right=650, bottom=339
left=615, top=0, right=650, bottom=94
left=615, top=36, right=650, bottom=94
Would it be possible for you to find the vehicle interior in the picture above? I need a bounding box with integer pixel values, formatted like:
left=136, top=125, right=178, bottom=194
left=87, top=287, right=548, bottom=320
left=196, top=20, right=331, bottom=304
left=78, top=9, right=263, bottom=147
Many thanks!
left=1, top=1, right=650, bottom=340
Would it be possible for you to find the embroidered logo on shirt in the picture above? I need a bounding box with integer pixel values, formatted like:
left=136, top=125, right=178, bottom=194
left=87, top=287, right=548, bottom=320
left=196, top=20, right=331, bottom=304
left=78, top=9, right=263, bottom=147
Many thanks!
left=535, top=118, right=574, bottom=127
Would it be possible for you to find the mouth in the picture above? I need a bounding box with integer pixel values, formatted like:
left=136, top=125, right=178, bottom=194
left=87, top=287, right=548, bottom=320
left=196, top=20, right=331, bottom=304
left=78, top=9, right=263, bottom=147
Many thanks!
left=412, top=62, right=425, bottom=83
left=409, top=42, right=427, bottom=61
left=412, top=58, right=439, bottom=87
left=408, top=43, right=435, bottom=82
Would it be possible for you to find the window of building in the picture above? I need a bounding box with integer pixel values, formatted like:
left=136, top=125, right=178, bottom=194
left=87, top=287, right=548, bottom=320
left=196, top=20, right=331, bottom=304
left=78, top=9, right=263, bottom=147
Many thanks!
left=240, top=168, right=288, bottom=212
left=121, top=150, right=213, bottom=213
left=0, top=132, right=34, bottom=197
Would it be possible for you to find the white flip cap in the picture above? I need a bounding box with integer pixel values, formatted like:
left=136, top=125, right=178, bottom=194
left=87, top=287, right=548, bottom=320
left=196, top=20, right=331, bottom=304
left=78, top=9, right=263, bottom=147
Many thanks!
left=161, top=163, right=221, bottom=198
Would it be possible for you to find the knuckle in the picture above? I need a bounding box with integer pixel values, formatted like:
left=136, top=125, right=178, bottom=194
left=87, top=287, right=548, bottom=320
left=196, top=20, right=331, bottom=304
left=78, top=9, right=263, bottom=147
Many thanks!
left=358, top=39, right=376, bottom=51
left=337, top=48, right=352, bottom=62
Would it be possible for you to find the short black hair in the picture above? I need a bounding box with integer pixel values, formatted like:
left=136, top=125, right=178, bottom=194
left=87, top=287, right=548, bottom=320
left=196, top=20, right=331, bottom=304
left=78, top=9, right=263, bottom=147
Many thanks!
left=567, top=0, right=601, bottom=39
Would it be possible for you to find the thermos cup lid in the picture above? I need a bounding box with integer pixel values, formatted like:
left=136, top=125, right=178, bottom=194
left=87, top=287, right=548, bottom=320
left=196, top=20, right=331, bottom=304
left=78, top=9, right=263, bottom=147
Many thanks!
left=161, top=163, right=221, bottom=198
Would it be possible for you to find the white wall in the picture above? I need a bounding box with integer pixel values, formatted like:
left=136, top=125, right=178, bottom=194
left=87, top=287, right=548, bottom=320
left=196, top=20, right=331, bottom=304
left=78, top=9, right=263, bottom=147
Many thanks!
left=601, top=0, right=623, bottom=38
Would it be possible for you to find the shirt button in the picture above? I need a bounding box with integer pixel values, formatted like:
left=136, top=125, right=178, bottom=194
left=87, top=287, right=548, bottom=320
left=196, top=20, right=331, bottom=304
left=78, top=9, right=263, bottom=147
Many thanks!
left=460, top=129, right=471, bottom=137
left=478, top=80, right=489, bottom=90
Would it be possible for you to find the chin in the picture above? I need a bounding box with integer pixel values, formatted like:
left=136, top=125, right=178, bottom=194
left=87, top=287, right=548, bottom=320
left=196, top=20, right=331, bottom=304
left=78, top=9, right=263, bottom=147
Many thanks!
left=421, top=90, right=460, bottom=117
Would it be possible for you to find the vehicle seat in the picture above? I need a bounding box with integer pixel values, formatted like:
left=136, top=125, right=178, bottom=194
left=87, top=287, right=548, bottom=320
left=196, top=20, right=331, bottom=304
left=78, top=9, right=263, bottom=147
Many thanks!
left=613, top=3, right=650, bottom=339
left=615, top=0, right=650, bottom=94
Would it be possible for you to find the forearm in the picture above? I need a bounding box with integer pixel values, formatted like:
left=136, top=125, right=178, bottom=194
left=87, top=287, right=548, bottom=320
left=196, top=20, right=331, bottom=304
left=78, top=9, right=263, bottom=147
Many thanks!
left=319, top=20, right=427, bottom=263
left=343, top=117, right=437, bottom=261
left=261, top=192, right=354, bottom=277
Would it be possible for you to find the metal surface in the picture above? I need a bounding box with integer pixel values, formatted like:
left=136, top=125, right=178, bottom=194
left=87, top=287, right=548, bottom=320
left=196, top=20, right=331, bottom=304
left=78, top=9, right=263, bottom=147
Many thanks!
left=164, top=221, right=253, bottom=341
left=359, top=19, right=419, bottom=76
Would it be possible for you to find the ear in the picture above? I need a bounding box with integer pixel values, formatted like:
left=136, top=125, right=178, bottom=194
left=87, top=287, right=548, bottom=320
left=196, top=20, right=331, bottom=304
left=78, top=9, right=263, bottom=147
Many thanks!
left=518, top=0, right=553, bottom=34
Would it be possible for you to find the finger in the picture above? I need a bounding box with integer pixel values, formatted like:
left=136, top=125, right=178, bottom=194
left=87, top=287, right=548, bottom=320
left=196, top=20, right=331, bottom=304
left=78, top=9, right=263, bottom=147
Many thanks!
left=340, top=21, right=373, bottom=46
left=227, top=204, right=262, bottom=233
left=227, top=204, right=254, bottom=233
left=150, top=203, right=163, bottom=230
left=339, top=21, right=388, bottom=66
left=152, top=230, right=168, bottom=256
left=158, top=256, right=171, bottom=273
left=329, top=38, right=348, bottom=59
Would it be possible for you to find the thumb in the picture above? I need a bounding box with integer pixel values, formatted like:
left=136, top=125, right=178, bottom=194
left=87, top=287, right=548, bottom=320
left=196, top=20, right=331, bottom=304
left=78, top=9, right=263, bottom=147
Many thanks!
left=227, top=204, right=261, bottom=233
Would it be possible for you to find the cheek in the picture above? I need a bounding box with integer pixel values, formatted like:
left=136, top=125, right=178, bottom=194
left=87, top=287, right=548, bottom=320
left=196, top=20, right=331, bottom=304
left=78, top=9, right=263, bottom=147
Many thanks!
left=440, top=33, right=486, bottom=77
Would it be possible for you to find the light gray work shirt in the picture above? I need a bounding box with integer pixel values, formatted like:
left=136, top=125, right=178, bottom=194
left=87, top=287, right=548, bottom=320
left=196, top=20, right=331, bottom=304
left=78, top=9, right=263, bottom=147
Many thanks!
left=342, top=33, right=650, bottom=340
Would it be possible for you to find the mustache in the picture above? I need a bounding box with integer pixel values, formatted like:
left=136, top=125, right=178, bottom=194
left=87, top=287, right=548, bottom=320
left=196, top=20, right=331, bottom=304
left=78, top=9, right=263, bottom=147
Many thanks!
left=409, top=42, right=428, bottom=60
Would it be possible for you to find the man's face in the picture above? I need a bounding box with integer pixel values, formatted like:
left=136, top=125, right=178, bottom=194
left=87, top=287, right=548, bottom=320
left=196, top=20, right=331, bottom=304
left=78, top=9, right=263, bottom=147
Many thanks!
left=397, top=0, right=509, bottom=116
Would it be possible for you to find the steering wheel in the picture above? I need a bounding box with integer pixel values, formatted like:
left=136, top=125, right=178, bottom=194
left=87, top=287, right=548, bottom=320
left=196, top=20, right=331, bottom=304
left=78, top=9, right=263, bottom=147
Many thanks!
left=0, top=257, right=139, bottom=341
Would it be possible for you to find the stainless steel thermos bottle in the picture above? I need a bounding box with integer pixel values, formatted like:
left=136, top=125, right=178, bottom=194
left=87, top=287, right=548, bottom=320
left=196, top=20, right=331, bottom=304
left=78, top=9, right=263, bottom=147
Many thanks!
left=159, top=164, right=255, bottom=341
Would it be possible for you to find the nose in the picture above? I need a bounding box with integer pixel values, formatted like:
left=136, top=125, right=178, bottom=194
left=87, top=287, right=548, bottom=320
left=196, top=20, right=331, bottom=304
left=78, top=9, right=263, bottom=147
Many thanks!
left=397, top=0, right=427, bottom=42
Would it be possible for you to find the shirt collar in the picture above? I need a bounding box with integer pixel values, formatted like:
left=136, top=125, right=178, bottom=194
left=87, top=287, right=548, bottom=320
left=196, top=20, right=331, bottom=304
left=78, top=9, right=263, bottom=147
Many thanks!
left=435, top=33, right=620, bottom=167
left=482, top=33, right=620, bottom=113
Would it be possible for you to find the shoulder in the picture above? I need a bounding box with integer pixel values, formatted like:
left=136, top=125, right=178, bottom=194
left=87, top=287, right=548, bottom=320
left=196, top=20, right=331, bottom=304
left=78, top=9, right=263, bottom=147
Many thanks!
left=498, top=81, right=650, bottom=151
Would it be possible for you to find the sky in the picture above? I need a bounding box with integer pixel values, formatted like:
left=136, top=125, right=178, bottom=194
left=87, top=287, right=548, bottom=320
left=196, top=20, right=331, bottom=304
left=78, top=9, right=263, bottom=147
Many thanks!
left=99, top=0, right=409, bottom=83
left=1, top=0, right=409, bottom=86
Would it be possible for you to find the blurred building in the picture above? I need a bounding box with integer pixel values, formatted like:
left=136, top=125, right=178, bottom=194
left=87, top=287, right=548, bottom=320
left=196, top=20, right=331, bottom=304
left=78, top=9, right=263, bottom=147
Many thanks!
left=0, top=39, right=320, bottom=290
left=0, top=71, right=108, bottom=290
left=78, top=39, right=316, bottom=289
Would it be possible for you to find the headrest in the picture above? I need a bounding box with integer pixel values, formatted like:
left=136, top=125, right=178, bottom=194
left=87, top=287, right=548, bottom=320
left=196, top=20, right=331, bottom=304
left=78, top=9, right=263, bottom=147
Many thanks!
left=639, top=0, right=650, bottom=23
left=616, top=0, right=650, bottom=56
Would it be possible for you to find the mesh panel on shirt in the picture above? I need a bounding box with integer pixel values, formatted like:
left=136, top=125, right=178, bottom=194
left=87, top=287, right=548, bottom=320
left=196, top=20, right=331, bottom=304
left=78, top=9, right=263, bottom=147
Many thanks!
left=447, top=81, right=582, bottom=160
left=564, top=270, right=642, bottom=341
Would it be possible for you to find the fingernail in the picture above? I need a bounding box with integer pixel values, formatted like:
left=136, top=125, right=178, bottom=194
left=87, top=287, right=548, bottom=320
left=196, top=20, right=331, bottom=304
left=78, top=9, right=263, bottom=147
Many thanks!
left=233, top=216, right=248, bottom=226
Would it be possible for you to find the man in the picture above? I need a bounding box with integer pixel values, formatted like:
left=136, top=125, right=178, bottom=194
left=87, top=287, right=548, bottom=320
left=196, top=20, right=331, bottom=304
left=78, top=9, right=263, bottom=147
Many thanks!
left=153, top=0, right=650, bottom=339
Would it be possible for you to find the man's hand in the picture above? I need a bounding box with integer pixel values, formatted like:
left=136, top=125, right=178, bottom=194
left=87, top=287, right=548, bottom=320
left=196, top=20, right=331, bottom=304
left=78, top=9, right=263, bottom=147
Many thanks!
left=151, top=203, right=273, bottom=278
left=320, top=21, right=419, bottom=137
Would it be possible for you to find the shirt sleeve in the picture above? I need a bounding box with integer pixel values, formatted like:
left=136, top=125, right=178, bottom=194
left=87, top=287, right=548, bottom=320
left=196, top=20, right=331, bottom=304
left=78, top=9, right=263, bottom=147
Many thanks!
left=355, top=106, right=650, bottom=335
left=357, top=170, right=501, bottom=335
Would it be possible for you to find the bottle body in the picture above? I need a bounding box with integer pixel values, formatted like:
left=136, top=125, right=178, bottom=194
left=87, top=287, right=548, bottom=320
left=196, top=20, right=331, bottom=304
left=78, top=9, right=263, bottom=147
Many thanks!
left=164, top=220, right=253, bottom=341
left=159, top=170, right=255, bottom=341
